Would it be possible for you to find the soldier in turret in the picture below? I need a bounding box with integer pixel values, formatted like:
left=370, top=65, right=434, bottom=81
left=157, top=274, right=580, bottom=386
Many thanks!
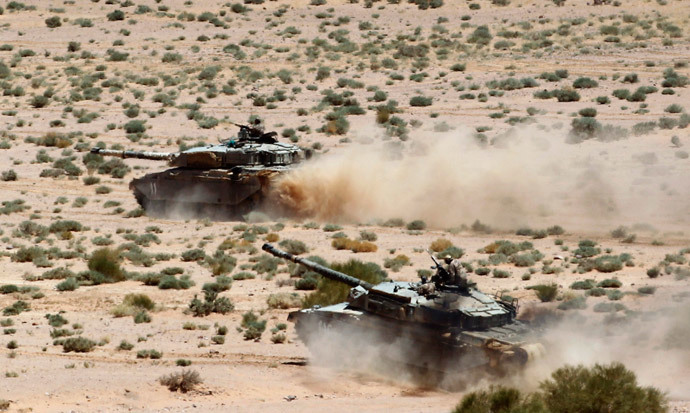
left=238, top=118, right=265, bottom=140
left=444, top=257, right=468, bottom=289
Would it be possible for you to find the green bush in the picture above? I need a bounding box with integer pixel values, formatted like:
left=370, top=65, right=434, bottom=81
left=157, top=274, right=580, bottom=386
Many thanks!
left=409, top=96, right=433, bottom=107
left=56, top=277, right=79, bottom=291
left=557, top=296, right=586, bottom=310
left=62, top=337, right=96, bottom=353
left=406, top=220, right=426, bottom=230
left=530, top=284, right=558, bottom=302
left=467, top=25, right=492, bottom=46
left=454, top=362, right=666, bottom=413
left=278, top=239, right=308, bottom=255
left=181, top=249, right=206, bottom=262
left=541, top=363, right=666, bottom=413
left=45, top=16, right=61, bottom=28
left=123, top=120, right=146, bottom=134
left=88, top=248, right=125, bottom=283
left=553, top=88, right=580, bottom=102
left=594, top=255, right=623, bottom=273
left=598, top=278, right=622, bottom=288
left=573, top=77, right=598, bottom=89
left=107, top=10, right=125, bottom=21
left=134, top=311, right=151, bottom=324
left=241, top=311, right=267, bottom=340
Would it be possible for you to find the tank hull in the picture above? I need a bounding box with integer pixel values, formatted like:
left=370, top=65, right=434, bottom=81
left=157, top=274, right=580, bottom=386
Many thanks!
left=289, top=305, right=542, bottom=388
left=130, top=167, right=287, bottom=219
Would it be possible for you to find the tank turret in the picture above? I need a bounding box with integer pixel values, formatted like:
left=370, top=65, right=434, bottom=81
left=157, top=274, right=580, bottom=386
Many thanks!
left=89, top=124, right=306, bottom=219
left=262, top=243, right=544, bottom=386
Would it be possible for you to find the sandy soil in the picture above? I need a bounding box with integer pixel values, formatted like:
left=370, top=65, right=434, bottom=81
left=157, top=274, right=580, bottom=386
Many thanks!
left=0, top=0, right=689, bottom=411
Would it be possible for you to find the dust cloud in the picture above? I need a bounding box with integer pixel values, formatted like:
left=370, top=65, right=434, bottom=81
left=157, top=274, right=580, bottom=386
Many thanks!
left=513, top=302, right=690, bottom=399
left=273, top=125, right=690, bottom=233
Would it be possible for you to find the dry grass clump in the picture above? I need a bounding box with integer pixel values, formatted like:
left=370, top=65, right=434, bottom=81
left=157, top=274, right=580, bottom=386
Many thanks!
left=331, top=237, right=377, bottom=253
left=267, top=292, right=302, bottom=309
left=159, top=370, right=202, bottom=393
left=430, top=238, right=452, bottom=252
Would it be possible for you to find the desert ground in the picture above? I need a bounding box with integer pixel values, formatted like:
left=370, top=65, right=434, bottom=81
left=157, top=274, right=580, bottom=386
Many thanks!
left=0, top=0, right=689, bottom=411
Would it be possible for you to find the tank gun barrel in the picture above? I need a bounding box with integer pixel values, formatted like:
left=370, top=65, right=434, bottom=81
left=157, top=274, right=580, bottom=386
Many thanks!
left=90, top=147, right=173, bottom=161
left=262, top=243, right=373, bottom=289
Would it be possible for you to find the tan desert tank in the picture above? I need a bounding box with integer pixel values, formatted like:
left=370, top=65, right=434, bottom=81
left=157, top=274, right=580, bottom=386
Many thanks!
left=91, top=124, right=306, bottom=219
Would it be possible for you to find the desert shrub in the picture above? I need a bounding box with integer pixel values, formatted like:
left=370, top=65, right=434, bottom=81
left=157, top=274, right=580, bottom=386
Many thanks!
left=3, top=300, right=30, bottom=316
left=62, top=337, right=96, bottom=353
left=88, top=248, right=125, bottom=283
left=30, top=95, right=49, bottom=108
left=123, top=120, right=146, bottom=134
left=331, top=238, right=377, bottom=253
left=493, top=269, right=511, bottom=278
left=594, top=255, right=623, bottom=273
left=158, top=275, right=193, bottom=290
left=267, top=292, right=301, bottom=309
left=124, top=293, right=154, bottom=310
left=529, top=284, right=558, bottom=302
left=303, top=259, right=386, bottom=308
left=134, top=311, right=151, bottom=324
left=45, top=16, right=61, bottom=28
left=137, top=349, right=162, bottom=359
left=0, top=285, right=18, bottom=294
left=638, top=286, right=656, bottom=295
left=570, top=279, right=595, bottom=290
left=49, top=220, right=83, bottom=233
left=56, top=277, right=79, bottom=291
left=541, top=363, right=666, bottom=412
left=107, top=10, right=125, bottom=21
left=578, top=108, right=597, bottom=118
left=646, top=267, right=660, bottom=278
left=598, top=278, right=622, bottom=288
left=409, top=96, right=433, bottom=107
left=241, top=311, right=267, bottom=340
left=359, top=230, right=377, bottom=242
left=430, top=238, right=452, bottom=252
left=573, top=77, right=598, bottom=89
left=232, top=272, right=256, bottom=281
left=557, top=296, right=587, bottom=310
left=510, top=253, right=535, bottom=267
left=573, top=240, right=600, bottom=258
left=553, top=88, right=580, bottom=102
left=159, top=370, right=202, bottom=393
left=454, top=362, right=665, bottom=413
left=596, top=95, right=611, bottom=104
left=384, top=255, right=411, bottom=272
left=176, top=359, right=192, bottom=367
left=467, top=25, right=492, bottom=46
left=278, top=239, right=308, bottom=255
left=475, top=267, right=491, bottom=276
left=205, top=251, right=236, bottom=276
left=118, top=340, right=134, bottom=351
left=181, top=249, right=206, bottom=262
left=593, top=302, right=626, bottom=313
left=188, top=290, right=233, bottom=317
left=406, top=220, right=426, bottom=230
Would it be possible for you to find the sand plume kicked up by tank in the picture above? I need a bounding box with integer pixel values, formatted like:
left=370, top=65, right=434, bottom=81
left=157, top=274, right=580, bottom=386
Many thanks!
left=273, top=126, right=690, bottom=232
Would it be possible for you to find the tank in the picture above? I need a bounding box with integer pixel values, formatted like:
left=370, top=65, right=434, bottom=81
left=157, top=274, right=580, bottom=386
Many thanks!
left=91, top=125, right=306, bottom=219
left=262, top=243, right=544, bottom=386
